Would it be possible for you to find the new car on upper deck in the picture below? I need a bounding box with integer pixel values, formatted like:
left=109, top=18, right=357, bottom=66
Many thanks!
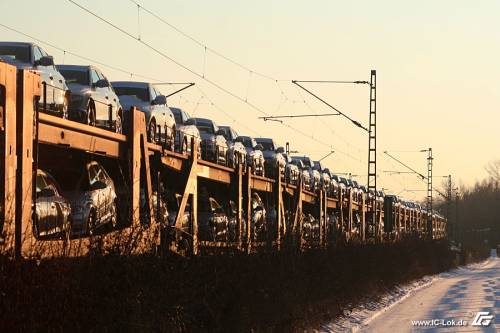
left=111, top=81, right=176, bottom=148
left=184, top=117, right=228, bottom=165
left=234, top=136, right=265, bottom=176
left=218, top=126, right=247, bottom=168
left=254, top=138, right=286, bottom=178
left=291, top=156, right=321, bottom=191
left=169, top=107, right=201, bottom=156
left=57, top=65, right=122, bottom=132
left=0, top=42, right=69, bottom=118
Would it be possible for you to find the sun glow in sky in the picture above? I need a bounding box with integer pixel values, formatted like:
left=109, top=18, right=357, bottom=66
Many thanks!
left=2, top=0, right=499, bottom=200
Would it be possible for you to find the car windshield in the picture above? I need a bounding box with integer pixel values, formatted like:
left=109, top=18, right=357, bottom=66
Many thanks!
left=0, top=45, right=30, bottom=63
left=239, top=138, right=253, bottom=148
left=197, top=125, right=213, bottom=135
left=113, top=87, right=149, bottom=102
left=59, top=69, right=89, bottom=85
left=171, top=110, right=182, bottom=125
left=219, top=127, right=229, bottom=138
left=256, top=141, right=274, bottom=151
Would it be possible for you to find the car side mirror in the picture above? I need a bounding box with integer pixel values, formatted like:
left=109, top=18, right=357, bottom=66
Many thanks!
left=94, top=79, right=109, bottom=88
left=152, top=94, right=167, bottom=105
left=90, top=180, right=107, bottom=191
left=254, top=144, right=264, bottom=151
left=38, top=188, right=56, bottom=198
left=36, top=56, right=54, bottom=67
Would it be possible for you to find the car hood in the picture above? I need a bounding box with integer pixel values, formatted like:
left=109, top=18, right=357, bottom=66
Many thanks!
left=117, top=95, right=151, bottom=112
left=67, top=83, right=92, bottom=97
left=262, top=150, right=276, bottom=160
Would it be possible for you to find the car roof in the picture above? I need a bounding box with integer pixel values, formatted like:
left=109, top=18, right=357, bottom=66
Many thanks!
left=190, top=117, right=212, bottom=122
left=111, top=81, right=150, bottom=88
left=255, top=137, right=273, bottom=142
left=57, top=64, right=92, bottom=72
left=0, top=41, right=34, bottom=47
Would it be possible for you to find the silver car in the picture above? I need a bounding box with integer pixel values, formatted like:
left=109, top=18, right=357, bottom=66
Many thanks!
left=218, top=126, right=247, bottom=168
left=169, top=107, right=201, bottom=156
left=57, top=65, right=122, bottom=133
left=34, top=169, right=72, bottom=239
left=234, top=136, right=265, bottom=176
left=184, top=117, right=228, bottom=165
left=52, top=161, right=118, bottom=237
left=111, top=81, right=176, bottom=149
left=0, top=42, right=69, bottom=117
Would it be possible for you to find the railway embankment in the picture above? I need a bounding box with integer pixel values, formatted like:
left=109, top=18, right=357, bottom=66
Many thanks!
left=0, top=239, right=488, bottom=332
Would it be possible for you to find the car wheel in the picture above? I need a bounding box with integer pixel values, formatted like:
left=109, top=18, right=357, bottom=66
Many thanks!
left=115, top=111, right=123, bottom=134
left=87, top=103, right=96, bottom=127
left=148, top=119, right=157, bottom=143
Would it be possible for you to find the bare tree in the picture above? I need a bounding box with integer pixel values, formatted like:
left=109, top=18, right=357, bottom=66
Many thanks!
left=485, top=160, right=500, bottom=183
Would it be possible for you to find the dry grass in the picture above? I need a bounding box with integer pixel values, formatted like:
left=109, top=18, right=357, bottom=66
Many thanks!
left=0, top=239, right=484, bottom=332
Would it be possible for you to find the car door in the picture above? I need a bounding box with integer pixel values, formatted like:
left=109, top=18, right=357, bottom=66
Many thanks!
left=96, top=164, right=111, bottom=221
left=44, top=173, right=65, bottom=234
left=100, top=72, right=116, bottom=124
left=33, top=46, right=54, bottom=109
left=40, top=47, right=65, bottom=108
left=87, top=164, right=102, bottom=222
left=35, top=173, right=49, bottom=236
left=89, top=69, right=106, bottom=124
left=149, top=86, right=161, bottom=125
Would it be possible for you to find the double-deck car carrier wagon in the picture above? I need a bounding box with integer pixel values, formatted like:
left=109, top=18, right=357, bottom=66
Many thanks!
left=0, top=64, right=447, bottom=259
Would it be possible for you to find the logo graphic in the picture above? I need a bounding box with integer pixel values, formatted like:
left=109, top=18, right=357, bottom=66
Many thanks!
left=471, top=311, right=493, bottom=327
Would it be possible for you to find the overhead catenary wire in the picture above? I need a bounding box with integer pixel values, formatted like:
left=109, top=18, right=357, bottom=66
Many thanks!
left=65, top=0, right=342, bottom=153
left=0, top=22, right=264, bottom=142
left=127, top=0, right=278, bottom=82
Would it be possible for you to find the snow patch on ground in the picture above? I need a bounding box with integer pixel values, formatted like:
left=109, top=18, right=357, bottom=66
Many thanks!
left=320, top=256, right=494, bottom=333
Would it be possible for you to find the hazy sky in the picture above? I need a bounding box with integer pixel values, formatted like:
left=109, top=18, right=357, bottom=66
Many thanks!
left=1, top=0, right=499, bottom=201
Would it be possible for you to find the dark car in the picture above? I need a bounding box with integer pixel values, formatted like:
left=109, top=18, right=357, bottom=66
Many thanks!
left=323, top=168, right=339, bottom=197
left=282, top=153, right=300, bottom=185
left=234, top=135, right=265, bottom=176
left=33, top=169, right=72, bottom=239
left=169, top=107, right=201, bottom=155
left=254, top=138, right=286, bottom=178
left=291, top=156, right=321, bottom=191
left=219, top=126, right=247, bottom=168
left=111, top=81, right=176, bottom=148
left=0, top=42, right=69, bottom=118
left=313, top=160, right=331, bottom=191
left=58, top=65, right=122, bottom=132
left=198, top=195, right=229, bottom=242
left=290, top=158, right=312, bottom=190
left=184, top=118, right=228, bottom=165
